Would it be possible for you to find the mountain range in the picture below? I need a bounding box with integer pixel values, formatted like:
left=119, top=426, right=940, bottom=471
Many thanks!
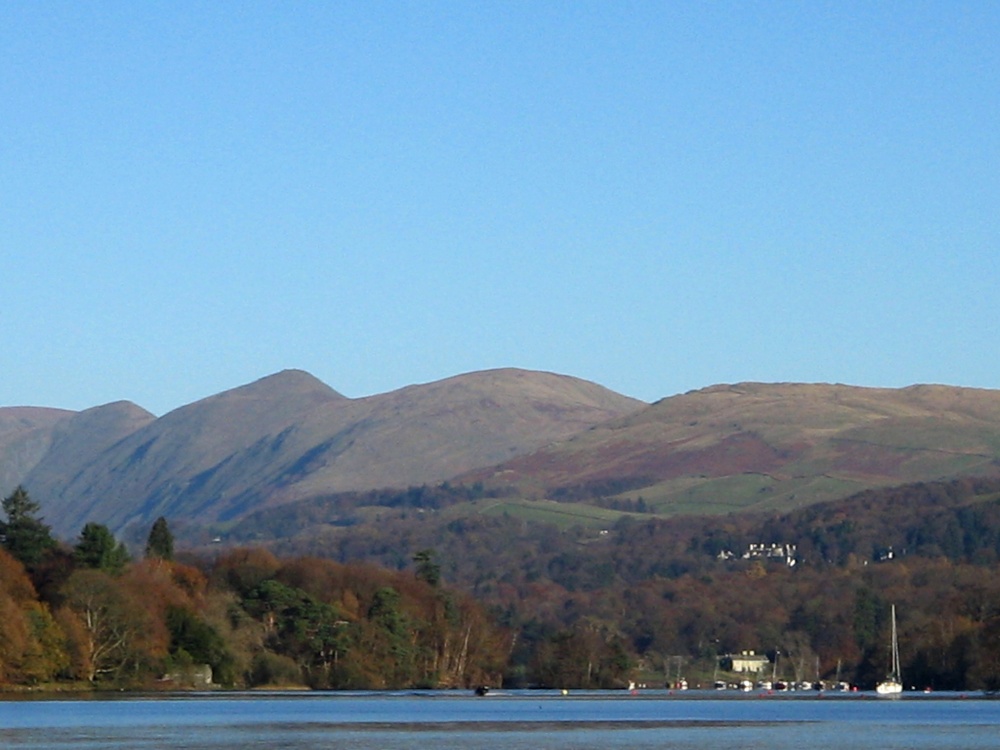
left=1, top=369, right=643, bottom=538
left=3, top=370, right=1000, bottom=543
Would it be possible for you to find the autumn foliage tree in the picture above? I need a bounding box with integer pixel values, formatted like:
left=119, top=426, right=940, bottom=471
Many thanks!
left=7, top=475, right=1000, bottom=691
left=59, top=568, right=160, bottom=682
left=0, top=548, right=67, bottom=683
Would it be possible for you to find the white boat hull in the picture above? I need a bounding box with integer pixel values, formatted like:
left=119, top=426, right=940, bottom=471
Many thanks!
left=876, top=680, right=902, bottom=695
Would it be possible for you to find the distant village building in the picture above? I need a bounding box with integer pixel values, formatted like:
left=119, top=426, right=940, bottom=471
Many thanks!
left=717, top=543, right=798, bottom=567
left=744, top=543, right=797, bottom=566
left=723, top=651, right=771, bottom=673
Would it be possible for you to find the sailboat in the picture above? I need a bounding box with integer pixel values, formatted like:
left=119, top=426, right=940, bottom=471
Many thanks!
left=875, top=604, right=903, bottom=695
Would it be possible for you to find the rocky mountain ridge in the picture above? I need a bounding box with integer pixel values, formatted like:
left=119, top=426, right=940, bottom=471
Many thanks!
left=1, top=368, right=644, bottom=537
left=6, top=373, right=1000, bottom=544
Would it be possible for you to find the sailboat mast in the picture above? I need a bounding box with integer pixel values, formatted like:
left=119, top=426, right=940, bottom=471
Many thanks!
left=890, top=604, right=900, bottom=679
left=876, top=604, right=903, bottom=695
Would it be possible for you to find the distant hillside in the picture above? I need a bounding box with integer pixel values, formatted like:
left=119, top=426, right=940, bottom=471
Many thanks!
left=0, top=406, right=76, bottom=494
left=5, top=368, right=644, bottom=538
left=22, top=401, right=158, bottom=521
left=199, top=383, right=1000, bottom=573
left=230, top=475, right=1000, bottom=592
left=10, top=377, right=1000, bottom=546
left=464, top=382, right=1000, bottom=515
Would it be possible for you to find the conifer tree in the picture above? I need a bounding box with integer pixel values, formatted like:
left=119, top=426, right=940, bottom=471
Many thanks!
left=0, top=486, right=56, bottom=566
left=74, top=522, right=130, bottom=573
left=413, top=549, right=441, bottom=587
left=145, top=516, right=174, bottom=561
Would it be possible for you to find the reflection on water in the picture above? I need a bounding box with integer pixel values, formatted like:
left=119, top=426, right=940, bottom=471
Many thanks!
left=15, top=724, right=1000, bottom=750
left=1, top=691, right=999, bottom=750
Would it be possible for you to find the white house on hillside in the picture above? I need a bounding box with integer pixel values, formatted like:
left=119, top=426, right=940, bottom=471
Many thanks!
left=724, top=651, right=771, bottom=673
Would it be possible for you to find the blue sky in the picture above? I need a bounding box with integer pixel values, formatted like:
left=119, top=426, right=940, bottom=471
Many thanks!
left=3, top=2, right=998, bottom=415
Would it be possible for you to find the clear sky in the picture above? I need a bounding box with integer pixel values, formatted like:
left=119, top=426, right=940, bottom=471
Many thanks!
left=3, top=2, right=998, bottom=415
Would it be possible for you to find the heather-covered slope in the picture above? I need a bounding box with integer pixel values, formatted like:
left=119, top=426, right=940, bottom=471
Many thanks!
left=468, top=382, right=1000, bottom=515
left=274, top=368, right=648, bottom=500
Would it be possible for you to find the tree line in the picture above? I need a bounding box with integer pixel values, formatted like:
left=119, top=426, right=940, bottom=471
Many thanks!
left=0, top=486, right=506, bottom=689
left=5, top=477, right=1000, bottom=691
left=245, top=476, right=1000, bottom=690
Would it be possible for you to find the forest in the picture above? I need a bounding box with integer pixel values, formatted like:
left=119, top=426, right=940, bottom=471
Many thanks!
left=0, top=487, right=506, bottom=689
left=4, top=477, right=1000, bottom=691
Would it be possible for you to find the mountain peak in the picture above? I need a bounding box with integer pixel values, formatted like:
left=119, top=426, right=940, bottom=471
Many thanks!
left=225, top=369, right=345, bottom=401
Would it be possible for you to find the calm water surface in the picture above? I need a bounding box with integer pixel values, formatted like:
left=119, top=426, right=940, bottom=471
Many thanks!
left=1, top=690, right=998, bottom=749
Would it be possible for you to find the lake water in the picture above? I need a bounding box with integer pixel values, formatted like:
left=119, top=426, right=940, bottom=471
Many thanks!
left=1, top=689, right=998, bottom=749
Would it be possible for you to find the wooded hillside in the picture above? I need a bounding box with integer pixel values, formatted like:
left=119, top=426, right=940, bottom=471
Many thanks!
left=0, top=488, right=506, bottom=690
left=5, top=477, right=1000, bottom=692
left=225, top=477, right=1000, bottom=690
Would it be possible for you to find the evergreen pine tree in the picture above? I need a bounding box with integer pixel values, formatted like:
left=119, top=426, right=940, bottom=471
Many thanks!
left=74, top=522, right=130, bottom=573
left=145, top=516, right=175, bottom=561
left=0, top=486, right=57, bottom=566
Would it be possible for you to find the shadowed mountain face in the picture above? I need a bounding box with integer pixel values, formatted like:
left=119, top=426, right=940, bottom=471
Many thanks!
left=23, top=400, right=157, bottom=506
left=466, top=382, right=1000, bottom=515
left=0, top=407, right=76, bottom=494
left=4, top=368, right=644, bottom=538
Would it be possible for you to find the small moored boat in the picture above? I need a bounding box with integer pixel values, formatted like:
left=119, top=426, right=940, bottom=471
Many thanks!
left=875, top=605, right=903, bottom=696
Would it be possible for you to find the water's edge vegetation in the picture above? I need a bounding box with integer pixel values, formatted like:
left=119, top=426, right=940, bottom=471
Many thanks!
left=4, top=479, right=1000, bottom=693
